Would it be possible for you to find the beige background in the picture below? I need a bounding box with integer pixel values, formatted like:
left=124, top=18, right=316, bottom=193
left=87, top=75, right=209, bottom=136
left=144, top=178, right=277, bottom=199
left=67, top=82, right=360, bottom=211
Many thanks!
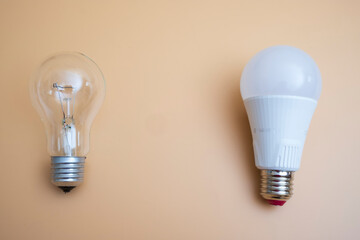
left=0, top=0, right=359, bottom=239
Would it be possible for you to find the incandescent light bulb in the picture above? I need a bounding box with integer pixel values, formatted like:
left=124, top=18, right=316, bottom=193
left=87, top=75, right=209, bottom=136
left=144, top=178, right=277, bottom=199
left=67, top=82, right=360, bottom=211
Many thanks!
left=30, top=52, right=105, bottom=193
left=240, top=46, right=322, bottom=206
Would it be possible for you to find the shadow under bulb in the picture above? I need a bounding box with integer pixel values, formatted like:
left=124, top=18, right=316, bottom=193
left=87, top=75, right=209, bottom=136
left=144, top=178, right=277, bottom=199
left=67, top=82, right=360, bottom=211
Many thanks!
left=240, top=45, right=322, bottom=206
left=30, top=52, right=105, bottom=193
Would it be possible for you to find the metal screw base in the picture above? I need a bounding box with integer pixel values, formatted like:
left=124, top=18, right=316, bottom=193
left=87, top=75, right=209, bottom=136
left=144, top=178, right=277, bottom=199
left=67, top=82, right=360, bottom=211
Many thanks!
left=51, top=156, right=85, bottom=190
left=260, top=170, right=294, bottom=201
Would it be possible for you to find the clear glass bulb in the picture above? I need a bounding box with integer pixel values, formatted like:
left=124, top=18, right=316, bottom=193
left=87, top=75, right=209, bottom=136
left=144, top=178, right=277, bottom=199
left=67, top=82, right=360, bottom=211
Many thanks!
left=30, top=52, right=105, bottom=192
left=240, top=45, right=322, bottom=100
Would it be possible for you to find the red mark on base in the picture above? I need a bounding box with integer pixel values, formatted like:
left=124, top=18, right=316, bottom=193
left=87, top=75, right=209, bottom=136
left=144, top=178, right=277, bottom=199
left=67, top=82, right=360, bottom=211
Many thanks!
left=266, top=200, right=286, bottom=206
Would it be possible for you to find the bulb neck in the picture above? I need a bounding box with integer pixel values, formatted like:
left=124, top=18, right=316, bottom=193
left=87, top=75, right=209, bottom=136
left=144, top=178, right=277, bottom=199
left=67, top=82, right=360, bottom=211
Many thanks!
left=51, top=156, right=85, bottom=191
left=260, top=170, right=294, bottom=205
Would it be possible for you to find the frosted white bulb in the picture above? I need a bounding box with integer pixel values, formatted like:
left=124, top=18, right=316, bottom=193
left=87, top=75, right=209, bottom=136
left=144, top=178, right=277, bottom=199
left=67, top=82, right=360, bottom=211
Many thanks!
left=241, top=45, right=322, bottom=100
left=240, top=46, right=322, bottom=206
left=30, top=52, right=105, bottom=193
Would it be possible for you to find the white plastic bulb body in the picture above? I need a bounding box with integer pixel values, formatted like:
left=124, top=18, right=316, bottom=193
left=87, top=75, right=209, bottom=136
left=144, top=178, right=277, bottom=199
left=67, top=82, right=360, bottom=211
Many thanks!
left=240, top=46, right=321, bottom=205
left=30, top=52, right=105, bottom=192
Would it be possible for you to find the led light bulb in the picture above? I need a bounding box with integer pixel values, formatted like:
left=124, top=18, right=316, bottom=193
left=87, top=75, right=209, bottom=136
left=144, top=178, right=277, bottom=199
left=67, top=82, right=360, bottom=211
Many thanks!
left=30, top=52, right=105, bottom=193
left=240, top=46, right=322, bottom=206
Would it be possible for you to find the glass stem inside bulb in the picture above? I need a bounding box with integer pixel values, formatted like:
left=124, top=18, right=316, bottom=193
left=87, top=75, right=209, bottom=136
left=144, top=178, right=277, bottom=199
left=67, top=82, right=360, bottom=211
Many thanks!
left=54, top=83, right=77, bottom=156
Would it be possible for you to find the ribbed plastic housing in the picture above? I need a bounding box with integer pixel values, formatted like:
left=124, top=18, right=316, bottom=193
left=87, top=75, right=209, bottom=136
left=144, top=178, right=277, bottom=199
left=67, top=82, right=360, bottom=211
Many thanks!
left=244, top=96, right=317, bottom=171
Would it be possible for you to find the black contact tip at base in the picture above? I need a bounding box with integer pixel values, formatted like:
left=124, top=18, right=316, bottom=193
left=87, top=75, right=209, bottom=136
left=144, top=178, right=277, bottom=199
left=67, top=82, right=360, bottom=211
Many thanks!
left=58, top=186, right=76, bottom=193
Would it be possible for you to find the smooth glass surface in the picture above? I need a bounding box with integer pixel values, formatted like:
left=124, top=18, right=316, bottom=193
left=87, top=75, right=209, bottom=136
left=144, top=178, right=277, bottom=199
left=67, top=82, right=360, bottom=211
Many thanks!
left=30, top=52, right=105, bottom=156
left=240, top=45, right=322, bottom=100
